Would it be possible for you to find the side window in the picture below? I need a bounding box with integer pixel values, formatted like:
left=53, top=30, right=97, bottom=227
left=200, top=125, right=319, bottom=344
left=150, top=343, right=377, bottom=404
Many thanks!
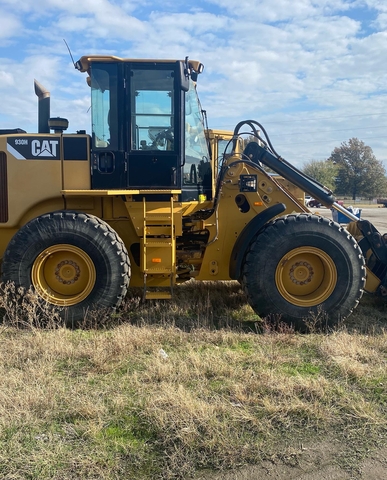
left=130, top=69, right=175, bottom=151
left=90, top=64, right=118, bottom=150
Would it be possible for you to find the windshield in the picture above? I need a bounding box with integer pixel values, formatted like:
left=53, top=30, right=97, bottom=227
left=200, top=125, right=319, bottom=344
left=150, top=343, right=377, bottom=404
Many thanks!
left=184, top=79, right=209, bottom=185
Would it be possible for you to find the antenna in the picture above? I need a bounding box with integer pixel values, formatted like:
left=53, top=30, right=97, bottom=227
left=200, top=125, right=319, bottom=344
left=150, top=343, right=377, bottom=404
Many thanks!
left=63, top=39, right=76, bottom=68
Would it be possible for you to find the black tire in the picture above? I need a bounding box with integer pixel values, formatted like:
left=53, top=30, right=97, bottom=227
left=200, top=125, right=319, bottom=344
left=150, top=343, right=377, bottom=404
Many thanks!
left=242, top=213, right=366, bottom=330
left=1, top=211, right=131, bottom=324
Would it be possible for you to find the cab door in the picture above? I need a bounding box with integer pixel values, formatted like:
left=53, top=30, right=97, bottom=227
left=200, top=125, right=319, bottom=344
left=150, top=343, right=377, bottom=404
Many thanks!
left=125, top=64, right=182, bottom=189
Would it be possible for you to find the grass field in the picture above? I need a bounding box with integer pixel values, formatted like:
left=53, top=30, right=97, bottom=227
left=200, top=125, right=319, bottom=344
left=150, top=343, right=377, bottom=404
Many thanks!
left=0, top=281, right=387, bottom=479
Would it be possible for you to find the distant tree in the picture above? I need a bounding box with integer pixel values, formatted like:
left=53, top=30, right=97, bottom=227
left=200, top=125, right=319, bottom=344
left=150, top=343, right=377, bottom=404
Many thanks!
left=302, top=159, right=338, bottom=192
left=329, top=138, right=387, bottom=200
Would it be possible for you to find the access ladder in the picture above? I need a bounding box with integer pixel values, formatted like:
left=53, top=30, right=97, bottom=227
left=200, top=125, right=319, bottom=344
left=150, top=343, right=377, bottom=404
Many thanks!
left=141, top=197, right=178, bottom=300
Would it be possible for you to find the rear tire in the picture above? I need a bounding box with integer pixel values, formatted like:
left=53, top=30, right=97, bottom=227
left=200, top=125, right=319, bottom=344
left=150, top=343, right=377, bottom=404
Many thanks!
left=2, top=211, right=131, bottom=325
left=242, top=214, right=366, bottom=330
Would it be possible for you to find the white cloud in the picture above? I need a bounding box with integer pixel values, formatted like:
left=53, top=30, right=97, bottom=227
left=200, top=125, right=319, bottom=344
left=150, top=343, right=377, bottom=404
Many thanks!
left=204, top=0, right=352, bottom=21
left=1, top=0, right=387, bottom=166
left=0, top=11, right=23, bottom=39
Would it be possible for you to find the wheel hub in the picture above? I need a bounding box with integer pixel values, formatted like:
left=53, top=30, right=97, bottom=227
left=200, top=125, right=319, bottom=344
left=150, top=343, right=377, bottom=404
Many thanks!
left=289, top=261, right=314, bottom=285
left=55, top=260, right=81, bottom=284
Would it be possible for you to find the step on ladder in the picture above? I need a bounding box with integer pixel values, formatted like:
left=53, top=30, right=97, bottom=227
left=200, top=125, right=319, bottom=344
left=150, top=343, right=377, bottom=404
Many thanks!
left=141, top=197, right=176, bottom=300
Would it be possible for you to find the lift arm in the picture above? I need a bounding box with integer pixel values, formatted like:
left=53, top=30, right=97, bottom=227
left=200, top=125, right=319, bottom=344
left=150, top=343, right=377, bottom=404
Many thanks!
left=235, top=120, right=360, bottom=222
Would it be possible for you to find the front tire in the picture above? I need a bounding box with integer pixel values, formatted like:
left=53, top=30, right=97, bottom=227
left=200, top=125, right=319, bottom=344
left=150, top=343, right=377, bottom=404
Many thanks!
left=242, top=214, right=366, bottom=330
left=2, top=211, right=131, bottom=324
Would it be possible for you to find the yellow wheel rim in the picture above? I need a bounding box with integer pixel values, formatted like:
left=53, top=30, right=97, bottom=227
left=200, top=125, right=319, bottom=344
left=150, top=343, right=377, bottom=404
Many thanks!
left=275, top=247, right=337, bottom=307
left=31, top=244, right=96, bottom=306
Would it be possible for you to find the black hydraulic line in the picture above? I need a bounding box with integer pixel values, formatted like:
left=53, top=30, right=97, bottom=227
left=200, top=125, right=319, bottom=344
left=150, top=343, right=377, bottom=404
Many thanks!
left=212, top=157, right=266, bottom=211
left=233, top=120, right=280, bottom=158
left=232, top=120, right=336, bottom=207
left=252, top=143, right=336, bottom=207
left=235, top=120, right=331, bottom=191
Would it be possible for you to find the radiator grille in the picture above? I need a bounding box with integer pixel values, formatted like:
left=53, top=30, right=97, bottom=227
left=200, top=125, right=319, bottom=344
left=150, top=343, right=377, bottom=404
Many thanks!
left=0, top=151, right=8, bottom=223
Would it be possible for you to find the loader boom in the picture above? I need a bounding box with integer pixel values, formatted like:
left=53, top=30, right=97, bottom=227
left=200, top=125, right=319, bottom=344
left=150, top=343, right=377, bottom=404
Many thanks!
left=233, top=120, right=360, bottom=222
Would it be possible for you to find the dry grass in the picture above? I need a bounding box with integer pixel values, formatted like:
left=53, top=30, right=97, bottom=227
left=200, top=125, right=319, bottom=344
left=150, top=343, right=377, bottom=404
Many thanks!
left=0, top=281, right=387, bottom=479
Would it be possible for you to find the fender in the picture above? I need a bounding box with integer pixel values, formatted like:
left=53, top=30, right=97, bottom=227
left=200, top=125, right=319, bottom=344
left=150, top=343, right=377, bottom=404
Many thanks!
left=229, top=203, right=286, bottom=280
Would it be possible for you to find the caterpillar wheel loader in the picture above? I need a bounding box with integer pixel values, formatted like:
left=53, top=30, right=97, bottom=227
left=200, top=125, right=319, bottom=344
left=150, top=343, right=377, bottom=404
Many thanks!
left=0, top=54, right=385, bottom=329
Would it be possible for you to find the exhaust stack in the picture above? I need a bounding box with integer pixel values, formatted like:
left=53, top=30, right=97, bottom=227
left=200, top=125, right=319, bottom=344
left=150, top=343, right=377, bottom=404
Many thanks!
left=34, top=80, right=50, bottom=134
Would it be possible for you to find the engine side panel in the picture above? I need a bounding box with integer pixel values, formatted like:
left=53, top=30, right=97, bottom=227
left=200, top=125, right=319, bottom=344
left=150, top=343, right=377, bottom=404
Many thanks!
left=0, top=134, right=92, bottom=262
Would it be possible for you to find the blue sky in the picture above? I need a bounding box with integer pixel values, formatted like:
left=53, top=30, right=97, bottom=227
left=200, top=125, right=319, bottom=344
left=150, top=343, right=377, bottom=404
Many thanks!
left=1, top=0, right=387, bottom=167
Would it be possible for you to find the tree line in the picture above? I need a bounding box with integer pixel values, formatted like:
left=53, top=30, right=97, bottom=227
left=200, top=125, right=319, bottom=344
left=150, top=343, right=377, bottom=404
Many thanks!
left=302, top=138, right=387, bottom=200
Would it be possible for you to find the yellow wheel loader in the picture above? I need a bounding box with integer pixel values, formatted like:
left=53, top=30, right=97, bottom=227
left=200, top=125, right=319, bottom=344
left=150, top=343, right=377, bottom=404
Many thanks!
left=0, top=55, right=383, bottom=328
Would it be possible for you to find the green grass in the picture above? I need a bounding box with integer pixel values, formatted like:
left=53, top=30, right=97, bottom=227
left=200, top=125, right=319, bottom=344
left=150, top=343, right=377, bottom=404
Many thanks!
left=0, top=281, right=387, bottom=479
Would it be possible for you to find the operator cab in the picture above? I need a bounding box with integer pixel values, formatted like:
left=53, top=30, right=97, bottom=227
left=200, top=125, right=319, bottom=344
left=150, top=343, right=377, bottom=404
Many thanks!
left=75, top=56, right=210, bottom=201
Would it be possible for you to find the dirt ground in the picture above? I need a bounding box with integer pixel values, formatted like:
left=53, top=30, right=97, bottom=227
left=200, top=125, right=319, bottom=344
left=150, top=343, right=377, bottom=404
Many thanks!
left=199, top=441, right=387, bottom=480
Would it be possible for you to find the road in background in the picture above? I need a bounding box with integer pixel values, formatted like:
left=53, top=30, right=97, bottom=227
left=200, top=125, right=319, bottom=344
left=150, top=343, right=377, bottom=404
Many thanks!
left=312, top=206, right=387, bottom=234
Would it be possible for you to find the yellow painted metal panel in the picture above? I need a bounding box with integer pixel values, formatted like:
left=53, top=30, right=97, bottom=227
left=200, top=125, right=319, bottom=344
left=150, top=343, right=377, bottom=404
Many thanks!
left=62, top=189, right=182, bottom=195
left=62, top=160, right=91, bottom=190
left=4, top=143, right=63, bottom=227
